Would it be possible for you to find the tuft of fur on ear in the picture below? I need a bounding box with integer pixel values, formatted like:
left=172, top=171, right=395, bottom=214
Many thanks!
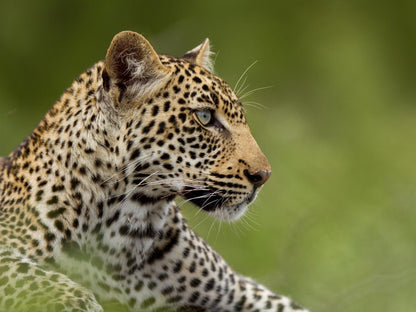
left=103, top=31, right=169, bottom=104
left=182, top=38, right=214, bottom=72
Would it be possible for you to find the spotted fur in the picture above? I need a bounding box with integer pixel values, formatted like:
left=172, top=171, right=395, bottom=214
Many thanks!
left=0, top=31, right=308, bottom=311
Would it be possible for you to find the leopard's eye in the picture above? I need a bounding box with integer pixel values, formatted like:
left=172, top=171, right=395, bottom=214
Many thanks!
left=195, top=109, right=213, bottom=126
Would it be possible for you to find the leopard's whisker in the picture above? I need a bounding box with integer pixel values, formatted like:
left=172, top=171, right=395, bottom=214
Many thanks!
left=239, top=85, right=272, bottom=100
left=236, top=80, right=250, bottom=98
left=234, top=60, right=258, bottom=95
left=235, top=76, right=249, bottom=97
left=243, top=101, right=267, bottom=110
left=190, top=212, right=212, bottom=231
left=198, top=189, right=223, bottom=210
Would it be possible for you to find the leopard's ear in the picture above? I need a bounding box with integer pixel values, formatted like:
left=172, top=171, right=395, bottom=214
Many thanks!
left=182, top=38, right=213, bottom=72
left=103, top=31, right=169, bottom=102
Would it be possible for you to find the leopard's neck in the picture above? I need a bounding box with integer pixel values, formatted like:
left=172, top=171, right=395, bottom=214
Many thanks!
left=0, top=62, right=175, bottom=263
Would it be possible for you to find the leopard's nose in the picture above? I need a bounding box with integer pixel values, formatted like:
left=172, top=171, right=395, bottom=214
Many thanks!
left=244, top=169, right=271, bottom=187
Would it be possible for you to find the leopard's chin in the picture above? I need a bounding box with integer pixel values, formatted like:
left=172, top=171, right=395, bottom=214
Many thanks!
left=210, top=188, right=259, bottom=221
left=182, top=187, right=259, bottom=222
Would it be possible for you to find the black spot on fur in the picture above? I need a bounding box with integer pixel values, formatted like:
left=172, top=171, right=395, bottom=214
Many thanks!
left=147, top=229, right=179, bottom=264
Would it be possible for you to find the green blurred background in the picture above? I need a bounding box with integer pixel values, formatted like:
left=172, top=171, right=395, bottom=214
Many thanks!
left=1, top=1, right=415, bottom=311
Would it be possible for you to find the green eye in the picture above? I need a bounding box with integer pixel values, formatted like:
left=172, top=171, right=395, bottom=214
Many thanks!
left=195, top=109, right=213, bottom=126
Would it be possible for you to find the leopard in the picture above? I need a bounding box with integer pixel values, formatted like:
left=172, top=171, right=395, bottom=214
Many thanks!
left=0, top=31, right=309, bottom=312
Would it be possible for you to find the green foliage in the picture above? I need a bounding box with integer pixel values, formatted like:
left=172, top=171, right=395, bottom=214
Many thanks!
left=1, top=1, right=415, bottom=311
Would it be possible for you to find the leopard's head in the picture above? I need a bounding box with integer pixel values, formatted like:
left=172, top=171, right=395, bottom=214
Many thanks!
left=102, top=31, right=270, bottom=221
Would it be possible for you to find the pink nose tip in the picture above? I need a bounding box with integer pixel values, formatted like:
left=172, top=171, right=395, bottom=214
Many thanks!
left=244, top=169, right=271, bottom=187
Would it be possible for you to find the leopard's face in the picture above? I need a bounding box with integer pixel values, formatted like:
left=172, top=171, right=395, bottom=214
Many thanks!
left=103, top=32, right=270, bottom=221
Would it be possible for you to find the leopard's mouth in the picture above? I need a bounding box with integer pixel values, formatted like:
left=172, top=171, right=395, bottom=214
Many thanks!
left=182, top=187, right=258, bottom=220
left=182, top=187, right=228, bottom=212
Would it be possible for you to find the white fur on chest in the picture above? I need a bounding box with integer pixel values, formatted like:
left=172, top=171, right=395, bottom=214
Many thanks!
left=103, top=198, right=169, bottom=259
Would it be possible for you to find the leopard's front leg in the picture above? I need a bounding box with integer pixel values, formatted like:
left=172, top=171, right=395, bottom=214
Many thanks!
left=122, top=204, right=309, bottom=312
